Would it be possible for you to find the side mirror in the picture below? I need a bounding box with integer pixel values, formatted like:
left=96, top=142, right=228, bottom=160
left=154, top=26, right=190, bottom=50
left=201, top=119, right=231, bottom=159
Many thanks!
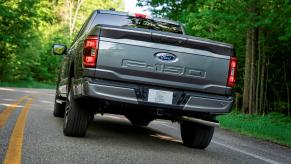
left=52, top=44, right=67, bottom=55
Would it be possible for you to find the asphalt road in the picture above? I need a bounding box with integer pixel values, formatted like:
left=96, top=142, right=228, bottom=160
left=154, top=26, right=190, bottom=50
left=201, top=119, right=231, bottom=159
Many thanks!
left=0, top=87, right=290, bottom=164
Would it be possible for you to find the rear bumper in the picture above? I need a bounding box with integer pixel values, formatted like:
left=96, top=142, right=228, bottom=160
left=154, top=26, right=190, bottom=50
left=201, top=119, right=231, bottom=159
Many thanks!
left=73, top=78, right=233, bottom=114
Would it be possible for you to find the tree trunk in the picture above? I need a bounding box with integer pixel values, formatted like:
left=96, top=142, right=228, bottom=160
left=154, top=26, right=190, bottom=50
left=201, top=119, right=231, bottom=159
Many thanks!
left=263, top=58, right=270, bottom=115
left=235, top=93, right=240, bottom=112
left=247, top=27, right=258, bottom=114
left=242, top=30, right=252, bottom=113
left=243, top=0, right=259, bottom=114
left=255, top=31, right=261, bottom=114
left=283, top=62, right=290, bottom=117
left=65, top=0, right=84, bottom=39
left=258, top=31, right=266, bottom=114
left=70, top=0, right=84, bottom=37
left=68, top=0, right=73, bottom=38
left=248, top=29, right=254, bottom=114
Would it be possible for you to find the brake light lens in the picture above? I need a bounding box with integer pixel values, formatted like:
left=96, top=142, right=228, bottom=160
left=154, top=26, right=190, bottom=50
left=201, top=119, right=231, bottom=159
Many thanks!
left=135, top=13, right=147, bottom=19
left=227, top=57, right=237, bottom=87
left=128, top=12, right=150, bottom=19
left=83, top=35, right=98, bottom=68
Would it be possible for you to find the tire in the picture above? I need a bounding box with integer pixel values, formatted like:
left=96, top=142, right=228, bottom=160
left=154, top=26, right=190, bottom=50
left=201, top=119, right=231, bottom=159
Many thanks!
left=180, top=121, right=214, bottom=149
left=63, top=89, right=89, bottom=137
left=126, top=115, right=153, bottom=127
left=53, top=96, right=65, bottom=118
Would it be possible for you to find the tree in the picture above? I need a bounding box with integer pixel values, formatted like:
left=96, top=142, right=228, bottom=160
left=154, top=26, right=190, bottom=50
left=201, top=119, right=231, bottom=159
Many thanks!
left=55, top=0, right=124, bottom=40
left=138, top=0, right=291, bottom=116
left=0, top=0, right=124, bottom=83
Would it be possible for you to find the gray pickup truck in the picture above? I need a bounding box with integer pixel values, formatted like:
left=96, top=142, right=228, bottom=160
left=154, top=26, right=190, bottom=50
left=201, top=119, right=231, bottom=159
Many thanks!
left=52, top=10, right=237, bottom=149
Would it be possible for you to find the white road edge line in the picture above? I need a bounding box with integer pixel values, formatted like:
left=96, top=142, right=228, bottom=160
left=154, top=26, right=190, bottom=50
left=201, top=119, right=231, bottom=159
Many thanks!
left=212, top=141, right=281, bottom=164
left=0, top=88, right=16, bottom=91
left=156, top=122, right=281, bottom=164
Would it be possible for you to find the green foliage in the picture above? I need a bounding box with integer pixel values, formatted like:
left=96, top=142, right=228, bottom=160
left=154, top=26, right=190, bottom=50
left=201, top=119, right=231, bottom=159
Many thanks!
left=0, top=0, right=56, bottom=82
left=0, top=0, right=124, bottom=83
left=217, top=112, right=291, bottom=146
left=138, top=0, right=291, bottom=115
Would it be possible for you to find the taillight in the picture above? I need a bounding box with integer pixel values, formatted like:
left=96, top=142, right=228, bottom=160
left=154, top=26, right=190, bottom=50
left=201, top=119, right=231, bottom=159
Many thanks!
left=227, top=57, right=237, bottom=87
left=135, top=13, right=147, bottom=19
left=83, top=35, right=99, bottom=68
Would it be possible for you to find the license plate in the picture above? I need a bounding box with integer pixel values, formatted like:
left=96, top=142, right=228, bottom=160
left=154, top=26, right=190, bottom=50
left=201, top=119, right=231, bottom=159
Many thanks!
left=148, top=89, right=173, bottom=105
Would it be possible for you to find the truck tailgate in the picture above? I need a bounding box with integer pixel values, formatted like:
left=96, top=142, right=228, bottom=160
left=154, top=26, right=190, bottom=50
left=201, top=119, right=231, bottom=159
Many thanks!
left=94, top=26, right=232, bottom=95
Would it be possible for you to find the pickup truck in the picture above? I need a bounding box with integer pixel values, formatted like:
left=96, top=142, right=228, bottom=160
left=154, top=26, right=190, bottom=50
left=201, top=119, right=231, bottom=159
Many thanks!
left=52, top=10, right=237, bottom=149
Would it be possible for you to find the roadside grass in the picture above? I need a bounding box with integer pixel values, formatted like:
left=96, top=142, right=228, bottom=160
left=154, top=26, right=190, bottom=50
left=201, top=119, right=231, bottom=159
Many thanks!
left=0, top=81, right=55, bottom=89
left=217, top=112, right=291, bottom=147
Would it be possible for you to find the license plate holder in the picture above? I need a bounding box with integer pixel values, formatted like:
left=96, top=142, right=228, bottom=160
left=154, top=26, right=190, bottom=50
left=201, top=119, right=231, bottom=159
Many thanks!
left=148, top=89, right=173, bottom=105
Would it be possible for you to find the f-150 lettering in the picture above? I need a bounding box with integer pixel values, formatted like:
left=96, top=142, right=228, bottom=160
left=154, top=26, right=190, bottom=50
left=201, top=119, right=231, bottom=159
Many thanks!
left=122, top=59, right=206, bottom=78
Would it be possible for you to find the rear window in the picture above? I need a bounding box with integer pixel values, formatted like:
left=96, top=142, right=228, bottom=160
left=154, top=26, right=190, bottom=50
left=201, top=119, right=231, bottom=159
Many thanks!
left=92, top=14, right=183, bottom=34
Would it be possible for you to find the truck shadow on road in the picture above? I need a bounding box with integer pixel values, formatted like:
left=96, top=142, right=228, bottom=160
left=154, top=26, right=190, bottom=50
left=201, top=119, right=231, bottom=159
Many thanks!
left=83, top=115, right=207, bottom=153
left=52, top=115, right=245, bottom=163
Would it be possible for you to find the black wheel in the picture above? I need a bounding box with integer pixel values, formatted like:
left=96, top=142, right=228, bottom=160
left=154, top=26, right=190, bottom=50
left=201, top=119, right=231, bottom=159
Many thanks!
left=126, top=115, right=153, bottom=127
left=53, top=95, right=65, bottom=118
left=180, top=121, right=214, bottom=149
left=63, top=89, right=89, bottom=137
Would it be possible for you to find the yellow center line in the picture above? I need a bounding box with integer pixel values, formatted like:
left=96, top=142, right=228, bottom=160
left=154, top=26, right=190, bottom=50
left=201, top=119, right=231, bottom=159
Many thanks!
left=0, top=95, right=29, bottom=128
left=4, top=97, right=34, bottom=164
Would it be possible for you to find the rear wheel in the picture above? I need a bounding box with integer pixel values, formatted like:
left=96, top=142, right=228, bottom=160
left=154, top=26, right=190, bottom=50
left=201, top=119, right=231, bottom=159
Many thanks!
left=53, top=95, right=65, bottom=118
left=180, top=121, right=214, bottom=149
left=63, top=89, right=89, bottom=137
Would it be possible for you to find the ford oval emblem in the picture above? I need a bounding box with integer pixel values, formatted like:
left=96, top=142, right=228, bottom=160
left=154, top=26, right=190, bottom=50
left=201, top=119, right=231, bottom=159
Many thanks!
left=155, top=52, right=178, bottom=62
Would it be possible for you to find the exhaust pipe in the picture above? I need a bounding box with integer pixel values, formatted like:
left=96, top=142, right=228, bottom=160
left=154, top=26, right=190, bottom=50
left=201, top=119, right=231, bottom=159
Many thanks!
left=180, top=116, right=220, bottom=127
